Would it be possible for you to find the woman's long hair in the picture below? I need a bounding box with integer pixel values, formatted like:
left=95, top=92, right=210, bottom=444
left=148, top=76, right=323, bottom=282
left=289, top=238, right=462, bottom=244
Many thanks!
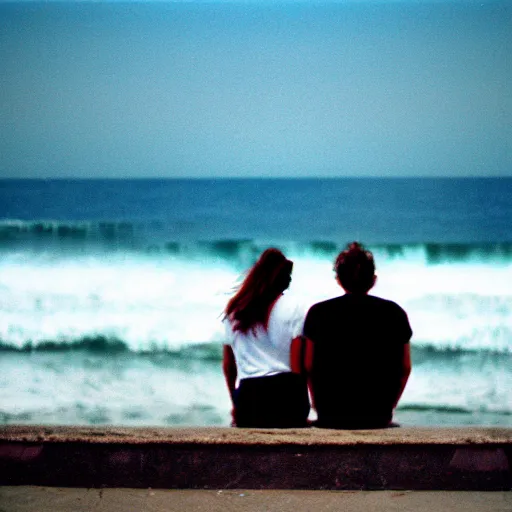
left=224, top=248, right=293, bottom=334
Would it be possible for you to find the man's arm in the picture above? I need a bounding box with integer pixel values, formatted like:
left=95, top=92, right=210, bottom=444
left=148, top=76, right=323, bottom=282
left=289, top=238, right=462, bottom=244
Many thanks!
left=303, top=336, right=316, bottom=411
left=300, top=307, right=318, bottom=412
left=393, top=343, right=411, bottom=409
left=291, top=335, right=316, bottom=410
left=290, top=336, right=305, bottom=374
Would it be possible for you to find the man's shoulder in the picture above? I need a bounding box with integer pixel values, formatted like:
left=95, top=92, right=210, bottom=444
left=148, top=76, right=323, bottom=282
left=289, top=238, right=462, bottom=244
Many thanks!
left=367, top=294, right=407, bottom=314
left=367, top=295, right=412, bottom=339
left=307, top=294, right=406, bottom=313
left=306, top=296, right=344, bottom=315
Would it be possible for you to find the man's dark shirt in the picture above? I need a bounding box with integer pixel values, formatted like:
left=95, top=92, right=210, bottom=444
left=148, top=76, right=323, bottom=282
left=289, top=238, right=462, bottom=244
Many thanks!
left=303, top=293, right=412, bottom=428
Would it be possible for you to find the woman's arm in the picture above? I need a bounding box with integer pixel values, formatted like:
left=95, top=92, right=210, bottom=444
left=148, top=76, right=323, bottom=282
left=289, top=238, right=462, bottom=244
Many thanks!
left=222, top=344, right=238, bottom=426
left=222, top=345, right=237, bottom=403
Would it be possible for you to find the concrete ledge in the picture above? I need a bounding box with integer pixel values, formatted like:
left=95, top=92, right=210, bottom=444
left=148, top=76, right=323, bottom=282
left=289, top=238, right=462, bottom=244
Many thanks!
left=1, top=426, right=511, bottom=490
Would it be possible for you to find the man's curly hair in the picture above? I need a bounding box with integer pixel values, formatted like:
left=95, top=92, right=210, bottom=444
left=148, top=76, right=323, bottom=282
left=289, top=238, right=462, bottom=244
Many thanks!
left=334, top=241, right=375, bottom=293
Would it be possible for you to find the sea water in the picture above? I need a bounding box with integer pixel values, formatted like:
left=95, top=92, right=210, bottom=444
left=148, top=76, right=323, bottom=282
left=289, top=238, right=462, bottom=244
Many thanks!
left=1, top=178, right=511, bottom=427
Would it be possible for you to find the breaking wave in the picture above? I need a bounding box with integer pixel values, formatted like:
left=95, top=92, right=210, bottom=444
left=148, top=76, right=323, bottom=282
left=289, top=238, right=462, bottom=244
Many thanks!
left=2, top=218, right=512, bottom=265
left=1, top=231, right=511, bottom=354
left=0, top=336, right=222, bottom=360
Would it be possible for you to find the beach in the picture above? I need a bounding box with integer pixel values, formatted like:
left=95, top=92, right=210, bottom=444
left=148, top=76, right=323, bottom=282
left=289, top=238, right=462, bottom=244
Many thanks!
left=2, top=4, right=511, bottom=508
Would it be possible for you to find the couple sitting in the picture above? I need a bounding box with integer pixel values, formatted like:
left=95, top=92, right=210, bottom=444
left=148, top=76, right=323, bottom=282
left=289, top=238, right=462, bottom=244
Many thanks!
left=222, top=242, right=412, bottom=429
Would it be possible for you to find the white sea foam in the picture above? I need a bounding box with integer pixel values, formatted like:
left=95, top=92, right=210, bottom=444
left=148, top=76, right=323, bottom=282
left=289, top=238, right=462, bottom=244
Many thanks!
left=1, top=349, right=510, bottom=427
left=1, top=249, right=511, bottom=427
left=0, top=352, right=231, bottom=426
left=1, top=249, right=511, bottom=353
left=0, top=253, right=236, bottom=350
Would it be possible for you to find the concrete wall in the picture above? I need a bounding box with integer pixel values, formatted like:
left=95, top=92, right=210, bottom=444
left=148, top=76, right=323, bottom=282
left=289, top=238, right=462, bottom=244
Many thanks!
left=1, top=426, right=511, bottom=490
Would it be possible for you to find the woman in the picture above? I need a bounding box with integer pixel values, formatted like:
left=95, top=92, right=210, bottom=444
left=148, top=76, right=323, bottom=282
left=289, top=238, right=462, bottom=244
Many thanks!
left=223, top=248, right=310, bottom=428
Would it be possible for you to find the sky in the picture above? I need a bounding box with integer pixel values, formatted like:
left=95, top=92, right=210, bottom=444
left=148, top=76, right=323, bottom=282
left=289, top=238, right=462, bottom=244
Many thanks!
left=0, top=0, right=510, bottom=178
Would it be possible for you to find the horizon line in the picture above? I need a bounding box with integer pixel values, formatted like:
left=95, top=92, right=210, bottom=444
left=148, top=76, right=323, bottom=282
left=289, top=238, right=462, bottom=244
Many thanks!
left=1, top=175, right=511, bottom=180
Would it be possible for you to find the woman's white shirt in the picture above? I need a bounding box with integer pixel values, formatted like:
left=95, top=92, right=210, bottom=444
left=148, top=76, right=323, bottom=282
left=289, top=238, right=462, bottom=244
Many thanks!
left=223, top=294, right=306, bottom=381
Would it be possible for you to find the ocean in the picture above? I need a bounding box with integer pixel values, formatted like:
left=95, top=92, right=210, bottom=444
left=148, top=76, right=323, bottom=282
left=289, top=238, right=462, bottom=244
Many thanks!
left=1, top=177, right=511, bottom=427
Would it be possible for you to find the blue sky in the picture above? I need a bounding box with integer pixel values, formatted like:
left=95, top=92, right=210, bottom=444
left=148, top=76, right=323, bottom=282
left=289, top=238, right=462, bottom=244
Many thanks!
left=1, top=1, right=510, bottom=178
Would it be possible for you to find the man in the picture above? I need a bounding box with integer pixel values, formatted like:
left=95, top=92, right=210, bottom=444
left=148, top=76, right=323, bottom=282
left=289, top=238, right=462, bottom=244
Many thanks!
left=302, top=242, right=412, bottom=429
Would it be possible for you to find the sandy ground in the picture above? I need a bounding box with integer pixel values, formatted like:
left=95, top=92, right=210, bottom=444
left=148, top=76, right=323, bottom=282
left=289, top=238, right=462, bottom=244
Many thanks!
left=1, top=487, right=511, bottom=512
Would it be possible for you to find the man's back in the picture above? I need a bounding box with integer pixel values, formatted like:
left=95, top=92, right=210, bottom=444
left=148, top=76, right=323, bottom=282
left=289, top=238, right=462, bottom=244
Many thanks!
left=304, top=293, right=412, bottom=428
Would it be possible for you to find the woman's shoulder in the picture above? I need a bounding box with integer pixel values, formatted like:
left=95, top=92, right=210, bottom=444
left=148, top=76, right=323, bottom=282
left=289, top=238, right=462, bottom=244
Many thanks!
left=222, top=315, right=238, bottom=343
left=272, top=293, right=308, bottom=322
